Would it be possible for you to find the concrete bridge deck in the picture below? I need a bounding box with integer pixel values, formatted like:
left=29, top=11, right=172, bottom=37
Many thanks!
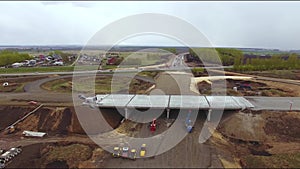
left=95, top=94, right=254, bottom=110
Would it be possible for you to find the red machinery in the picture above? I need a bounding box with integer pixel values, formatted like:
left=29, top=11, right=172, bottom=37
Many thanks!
left=149, top=119, right=157, bottom=133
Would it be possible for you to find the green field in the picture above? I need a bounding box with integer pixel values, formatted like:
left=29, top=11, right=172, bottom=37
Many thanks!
left=0, top=65, right=102, bottom=74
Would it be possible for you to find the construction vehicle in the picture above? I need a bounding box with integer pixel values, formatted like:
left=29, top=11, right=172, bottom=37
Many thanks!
left=129, top=149, right=137, bottom=160
left=112, top=147, right=121, bottom=157
left=4, top=126, right=15, bottom=135
left=148, top=119, right=158, bottom=133
left=28, top=101, right=38, bottom=105
left=185, top=110, right=194, bottom=133
left=140, top=144, right=146, bottom=157
left=121, top=147, right=129, bottom=158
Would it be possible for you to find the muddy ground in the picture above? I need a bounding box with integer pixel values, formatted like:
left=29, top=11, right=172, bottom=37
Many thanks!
left=216, top=110, right=300, bottom=168
left=0, top=106, right=85, bottom=136
left=0, top=106, right=122, bottom=168
left=1, top=106, right=300, bottom=168
left=0, top=106, right=125, bottom=137
left=6, top=142, right=106, bottom=169
left=242, top=70, right=300, bottom=80
left=197, top=79, right=298, bottom=97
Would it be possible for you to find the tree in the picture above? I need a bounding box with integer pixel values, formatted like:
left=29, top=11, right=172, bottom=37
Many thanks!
left=0, top=50, right=32, bottom=66
left=189, top=48, right=243, bottom=66
left=164, top=48, right=177, bottom=54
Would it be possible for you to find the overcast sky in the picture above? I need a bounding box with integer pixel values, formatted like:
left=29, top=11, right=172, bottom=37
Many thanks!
left=0, top=1, right=300, bottom=50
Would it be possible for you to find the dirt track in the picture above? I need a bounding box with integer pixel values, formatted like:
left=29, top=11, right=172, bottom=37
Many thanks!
left=102, top=112, right=223, bottom=168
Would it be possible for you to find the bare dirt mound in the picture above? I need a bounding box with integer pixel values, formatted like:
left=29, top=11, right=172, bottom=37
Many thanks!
left=15, top=107, right=85, bottom=135
left=218, top=111, right=267, bottom=142
left=0, top=106, right=31, bottom=130
left=264, top=111, right=300, bottom=142
left=6, top=143, right=44, bottom=168
left=45, top=161, right=69, bottom=168
left=6, top=142, right=101, bottom=169
left=217, top=111, right=300, bottom=168
left=1, top=106, right=123, bottom=136
left=218, top=111, right=300, bottom=142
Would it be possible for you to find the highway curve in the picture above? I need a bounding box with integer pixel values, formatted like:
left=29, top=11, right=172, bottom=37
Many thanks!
left=0, top=72, right=155, bottom=105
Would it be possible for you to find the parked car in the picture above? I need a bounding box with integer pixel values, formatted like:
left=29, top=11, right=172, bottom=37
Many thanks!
left=28, top=101, right=38, bottom=105
left=53, top=61, right=63, bottom=66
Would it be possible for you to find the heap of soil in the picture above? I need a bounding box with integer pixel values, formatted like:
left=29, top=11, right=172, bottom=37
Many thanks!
left=217, top=110, right=300, bottom=168
left=0, top=106, right=31, bottom=130
left=1, top=106, right=124, bottom=136
left=264, top=112, right=300, bottom=142
left=6, top=143, right=44, bottom=168
left=7, top=142, right=98, bottom=169
left=45, top=161, right=69, bottom=168
left=15, top=107, right=86, bottom=135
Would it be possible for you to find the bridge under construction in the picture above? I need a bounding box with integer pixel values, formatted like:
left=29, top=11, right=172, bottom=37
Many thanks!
left=89, top=94, right=254, bottom=120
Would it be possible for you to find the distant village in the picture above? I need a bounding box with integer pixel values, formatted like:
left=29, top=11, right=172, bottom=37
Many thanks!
left=8, top=51, right=122, bottom=68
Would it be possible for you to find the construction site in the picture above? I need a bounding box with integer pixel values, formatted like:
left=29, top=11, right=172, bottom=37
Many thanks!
left=0, top=53, right=299, bottom=168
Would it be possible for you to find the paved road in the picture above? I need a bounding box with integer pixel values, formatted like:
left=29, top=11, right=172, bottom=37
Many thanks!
left=23, top=73, right=154, bottom=93
left=0, top=53, right=299, bottom=110
left=0, top=72, right=155, bottom=105
left=245, top=96, right=300, bottom=111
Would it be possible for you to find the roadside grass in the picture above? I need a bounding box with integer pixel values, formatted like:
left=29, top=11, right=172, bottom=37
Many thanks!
left=0, top=83, right=24, bottom=92
left=41, top=79, right=70, bottom=92
left=14, top=83, right=25, bottom=92
left=42, top=76, right=153, bottom=94
left=227, top=69, right=299, bottom=80
left=137, top=71, right=158, bottom=78
left=243, top=153, right=300, bottom=168
left=0, top=65, right=102, bottom=74
left=0, top=66, right=74, bottom=74
left=102, top=65, right=117, bottom=69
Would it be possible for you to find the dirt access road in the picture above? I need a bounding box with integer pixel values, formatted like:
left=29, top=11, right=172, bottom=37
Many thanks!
left=103, top=113, right=223, bottom=168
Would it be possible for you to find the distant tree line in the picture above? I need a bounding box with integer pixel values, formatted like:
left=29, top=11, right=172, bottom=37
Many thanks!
left=0, top=50, right=32, bottom=67
left=188, top=48, right=300, bottom=71
left=233, top=53, right=300, bottom=71
left=189, top=48, right=243, bottom=66
left=164, top=48, right=177, bottom=54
